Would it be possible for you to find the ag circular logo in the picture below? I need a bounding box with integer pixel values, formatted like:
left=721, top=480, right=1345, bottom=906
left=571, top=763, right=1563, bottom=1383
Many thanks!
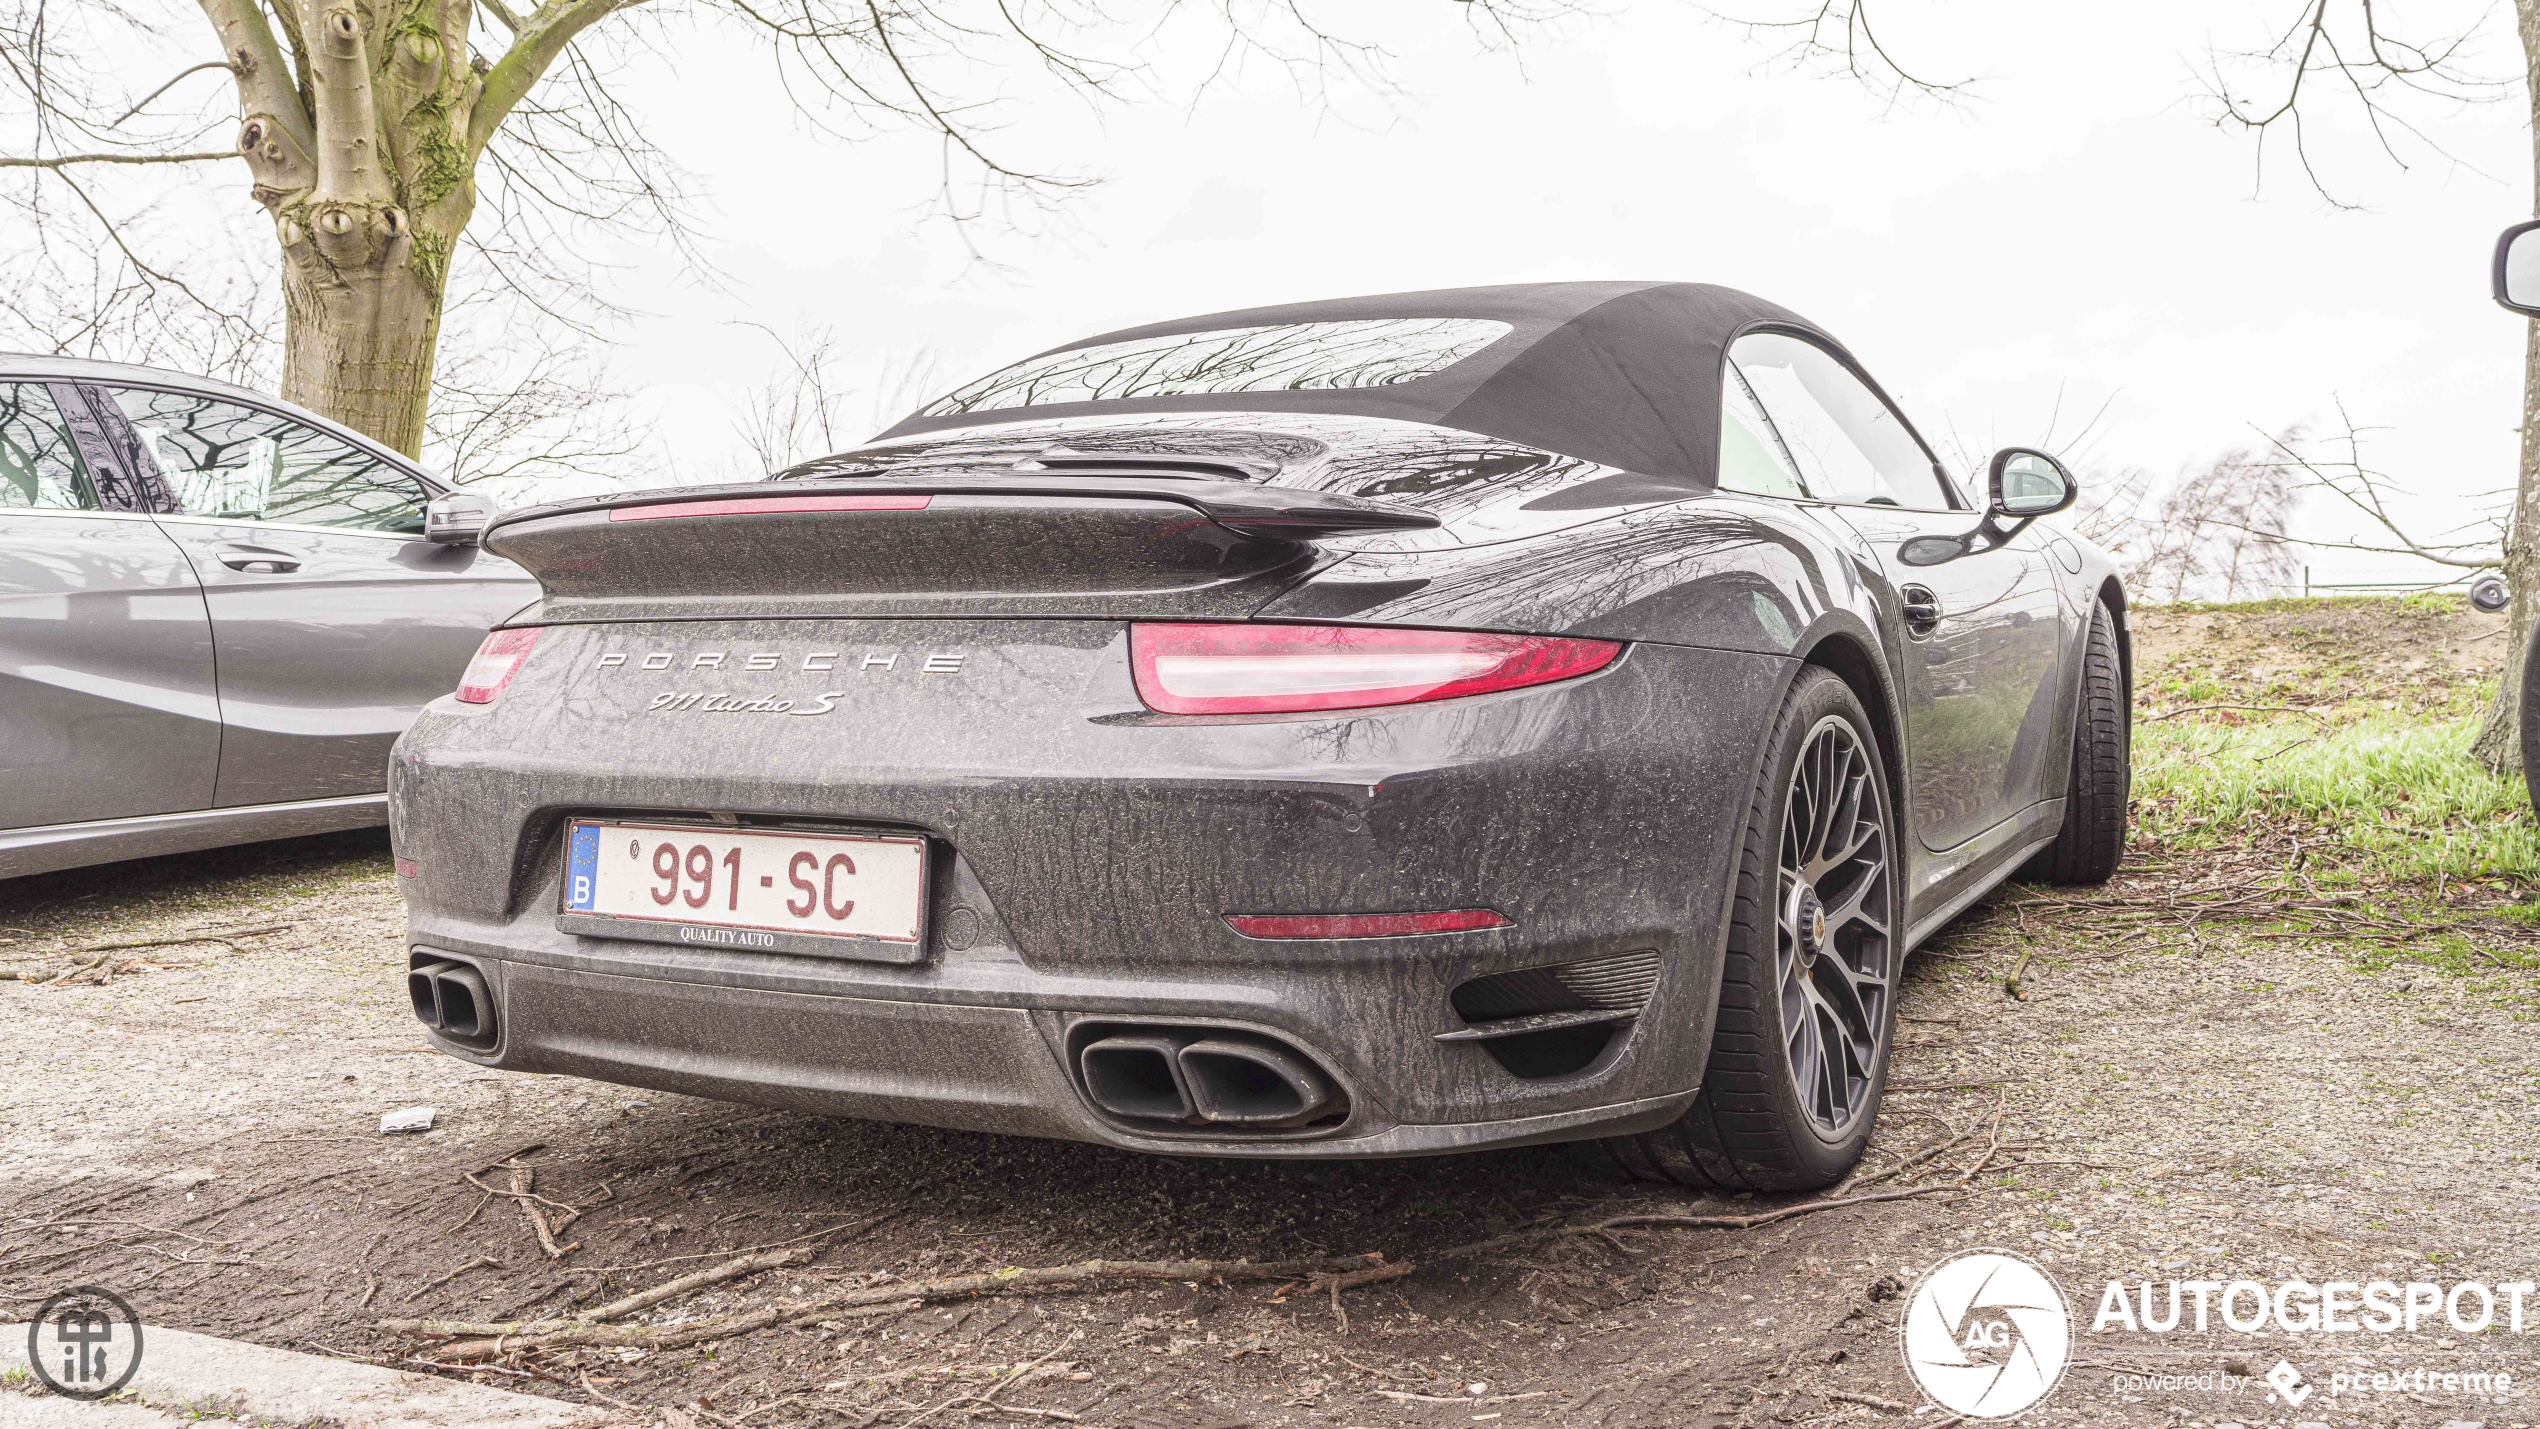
left=1899, top=1249, right=2071, bottom=1419
left=26, top=1285, right=144, bottom=1401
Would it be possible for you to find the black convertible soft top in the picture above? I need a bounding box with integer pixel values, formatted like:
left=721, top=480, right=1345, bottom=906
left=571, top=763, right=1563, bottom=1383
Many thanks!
left=873, top=281, right=1884, bottom=487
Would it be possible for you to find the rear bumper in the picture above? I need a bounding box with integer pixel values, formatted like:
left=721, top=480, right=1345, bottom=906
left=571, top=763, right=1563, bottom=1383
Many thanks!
left=392, top=620, right=1793, bottom=1157
left=415, top=955, right=1695, bottom=1156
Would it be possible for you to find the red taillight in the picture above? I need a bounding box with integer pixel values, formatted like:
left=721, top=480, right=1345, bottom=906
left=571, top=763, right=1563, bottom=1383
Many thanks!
left=455, top=627, right=541, bottom=704
left=1225, top=909, right=1511, bottom=940
left=608, top=493, right=932, bottom=521
left=1130, top=623, right=1621, bottom=716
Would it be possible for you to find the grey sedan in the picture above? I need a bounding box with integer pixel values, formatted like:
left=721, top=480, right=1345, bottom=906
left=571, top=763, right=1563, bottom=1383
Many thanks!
left=0, top=356, right=534, bottom=878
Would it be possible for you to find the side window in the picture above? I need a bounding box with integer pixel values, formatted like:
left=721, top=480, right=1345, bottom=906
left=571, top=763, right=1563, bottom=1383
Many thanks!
left=107, top=388, right=427, bottom=533
left=1717, top=363, right=1808, bottom=499
left=0, top=384, right=100, bottom=511
left=1727, top=332, right=1953, bottom=510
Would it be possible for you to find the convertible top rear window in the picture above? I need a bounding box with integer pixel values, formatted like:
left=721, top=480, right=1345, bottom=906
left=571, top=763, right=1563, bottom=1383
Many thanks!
left=920, top=317, right=1512, bottom=416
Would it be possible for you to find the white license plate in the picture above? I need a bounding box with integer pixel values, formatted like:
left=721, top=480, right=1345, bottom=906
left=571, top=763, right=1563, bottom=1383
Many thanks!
left=560, top=819, right=927, bottom=958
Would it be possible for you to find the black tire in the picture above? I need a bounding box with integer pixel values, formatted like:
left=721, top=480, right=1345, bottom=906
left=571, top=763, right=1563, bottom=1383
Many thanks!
left=1605, top=667, right=1900, bottom=1191
left=2022, top=602, right=2130, bottom=885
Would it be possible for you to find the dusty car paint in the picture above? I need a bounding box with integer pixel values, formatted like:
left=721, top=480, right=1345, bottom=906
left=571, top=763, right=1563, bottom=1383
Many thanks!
left=391, top=283, right=2127, bottom=1158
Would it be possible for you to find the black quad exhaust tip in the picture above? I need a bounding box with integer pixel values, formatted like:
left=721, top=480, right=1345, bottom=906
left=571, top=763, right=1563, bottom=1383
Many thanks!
left=408, top=960, right=453, bottom=1027
left=1177, top=1039, right=1335, bottom=1125
left=408, top=955, right=498, bottom=1050
left=1074, top=1025, right=1345, bottom=1130
left=1079, top=1034, right=1198, bottom=1121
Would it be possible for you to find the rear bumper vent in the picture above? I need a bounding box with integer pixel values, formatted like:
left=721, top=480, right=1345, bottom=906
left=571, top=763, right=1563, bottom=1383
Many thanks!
left=1442, top=951, right=1660, bottom=1079
left=1072, top=1023, right=1348, bottom=1134
left=409, top=951, right=499, bottom=1051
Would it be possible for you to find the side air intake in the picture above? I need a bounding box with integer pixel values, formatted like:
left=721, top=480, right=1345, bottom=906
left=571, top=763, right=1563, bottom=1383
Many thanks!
left=1442, top=951, right=1661, bottom=1079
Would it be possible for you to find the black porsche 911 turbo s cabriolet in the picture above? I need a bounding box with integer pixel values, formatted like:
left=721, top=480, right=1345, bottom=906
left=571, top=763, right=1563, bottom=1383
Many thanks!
left=390, top=281, right=2129, bottom=1189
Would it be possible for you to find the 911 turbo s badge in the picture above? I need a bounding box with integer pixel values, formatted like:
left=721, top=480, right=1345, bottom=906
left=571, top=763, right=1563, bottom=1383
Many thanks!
left=645, top=691, right=847, bottom=716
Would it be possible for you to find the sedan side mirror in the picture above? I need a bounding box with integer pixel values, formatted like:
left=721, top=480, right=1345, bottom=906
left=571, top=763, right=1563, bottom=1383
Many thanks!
left=2497, top=220, right=2540, bottom=316
left=425, top=490, right=496, bottom=545
left=1990, top=447, right=2077, bottom=519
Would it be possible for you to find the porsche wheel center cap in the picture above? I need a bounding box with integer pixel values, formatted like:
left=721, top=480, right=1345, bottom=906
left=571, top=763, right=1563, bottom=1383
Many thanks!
left=1789, top=884, right=1830, bottom=967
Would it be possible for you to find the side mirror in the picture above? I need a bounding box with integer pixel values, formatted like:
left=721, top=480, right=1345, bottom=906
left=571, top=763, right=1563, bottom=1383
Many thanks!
left=425, top=490, right=496, bottom=545
left=1989, top=447, right=2076, bottom=519
left=2497, top=221, right=2540, bottom=316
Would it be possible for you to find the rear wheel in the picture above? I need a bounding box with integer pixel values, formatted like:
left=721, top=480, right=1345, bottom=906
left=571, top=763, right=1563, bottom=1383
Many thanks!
left=2021, top=602, right=2130, bottom=885
left=1606, top=667, right=1899, bottom=1191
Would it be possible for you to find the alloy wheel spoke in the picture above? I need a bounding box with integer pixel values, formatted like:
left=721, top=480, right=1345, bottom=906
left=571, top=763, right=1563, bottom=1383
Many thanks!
left=1773, top=717, right=1895, bottom=1140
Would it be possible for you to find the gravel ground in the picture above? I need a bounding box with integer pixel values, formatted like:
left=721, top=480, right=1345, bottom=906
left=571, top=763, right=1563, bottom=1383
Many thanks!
left=6, top=602, right=2538, bottom=1429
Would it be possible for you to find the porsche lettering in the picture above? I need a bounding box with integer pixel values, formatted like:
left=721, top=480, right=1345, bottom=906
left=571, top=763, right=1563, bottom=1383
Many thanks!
left=596, top=651, right=965, bottom=673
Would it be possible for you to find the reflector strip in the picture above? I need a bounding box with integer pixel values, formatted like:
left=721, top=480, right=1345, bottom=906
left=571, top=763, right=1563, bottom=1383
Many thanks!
left=1224, top=909, right=1511, bottom=940
left=454, top=627, right=541, bottom=704
left=609, top=493, right=933, bottom=521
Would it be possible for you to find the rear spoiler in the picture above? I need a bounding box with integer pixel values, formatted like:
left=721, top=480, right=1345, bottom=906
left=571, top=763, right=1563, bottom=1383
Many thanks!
left=483, top=474, right=1439, bottom=544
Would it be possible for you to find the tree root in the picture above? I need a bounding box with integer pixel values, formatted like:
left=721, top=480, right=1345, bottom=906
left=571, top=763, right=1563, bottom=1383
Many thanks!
left=381, top=1253, right=1396, bottom=1362
left=383, top=1171, right=1971, bottom=1364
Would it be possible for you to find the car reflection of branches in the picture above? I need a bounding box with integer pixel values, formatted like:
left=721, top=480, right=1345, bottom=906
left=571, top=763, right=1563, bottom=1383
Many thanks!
left=1342, top=507, right=1825, bottom=643
left=777, top=423, right=1331, bottom=483
left=0, top=386, right=90, bottom=508
left=111, top=390, right=422, bottom=531
left=920, top=319, right=1511, bottom=416
left=1303, top=436, right=1591, bottom=521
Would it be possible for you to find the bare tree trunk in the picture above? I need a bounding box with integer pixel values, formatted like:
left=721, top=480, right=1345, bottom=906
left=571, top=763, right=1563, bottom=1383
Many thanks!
left=278, top=258, right=443, bottom=454
left=202, top=0, right=483, bottom=458
left=2473, top=0, right=2540, bottom=780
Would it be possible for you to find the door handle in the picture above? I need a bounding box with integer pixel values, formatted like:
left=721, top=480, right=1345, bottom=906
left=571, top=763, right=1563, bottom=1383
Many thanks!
left=1900, top=584, right=1941, bottom=631
left=218, top=553, right=301, bottom=574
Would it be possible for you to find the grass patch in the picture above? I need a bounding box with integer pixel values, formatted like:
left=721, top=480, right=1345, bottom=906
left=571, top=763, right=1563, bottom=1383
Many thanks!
left=2135, top=701, right=2540, bottom=882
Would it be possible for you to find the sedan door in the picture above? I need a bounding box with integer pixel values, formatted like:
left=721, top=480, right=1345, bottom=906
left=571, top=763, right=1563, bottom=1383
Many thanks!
left=1727, top=332, right=2065, bottom=851
left=0, top=381, right=220, bottom=829
left=92, top=384, right=534, bottom=808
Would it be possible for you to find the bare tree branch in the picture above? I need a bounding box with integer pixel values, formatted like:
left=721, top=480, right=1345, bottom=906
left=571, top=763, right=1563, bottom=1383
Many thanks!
left=468, top=0, right=645, bottom=156
left=2250, top=406, right=2505, bottom=569
left=109, top=58, right=233, bottom=124
left=2197, top=0, right=2509, bottom=206
left=0, top=147, right=233, bottom=166
left=1700, top=0, right=1970, bottom=105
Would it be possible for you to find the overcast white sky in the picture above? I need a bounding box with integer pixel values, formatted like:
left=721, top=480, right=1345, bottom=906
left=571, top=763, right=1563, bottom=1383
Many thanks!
left=33, top=0, right=2540, bottom=583
left=553, top=0, right=2533, bottom=585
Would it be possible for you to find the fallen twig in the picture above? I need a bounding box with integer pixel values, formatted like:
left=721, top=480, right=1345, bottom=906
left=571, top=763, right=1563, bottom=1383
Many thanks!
left=1826, top=1389, right=1910, bottom=1412
left=581, top=1206, right=904, bottom=1275
left=463, top=1160, right=606, bottom=1262
left=405, top=1254, right=504, bottom=1303
left=1427, top=1183, right=1959, bottom=1266
left=578, top=1246, right=814, bottom=1323
left=2142, top=703, right=2327, bottom=722
left=2005, top=946, right=2035, bottom=1000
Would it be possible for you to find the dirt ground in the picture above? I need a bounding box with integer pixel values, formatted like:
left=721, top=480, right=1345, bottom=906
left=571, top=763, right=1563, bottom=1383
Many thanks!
left=7, top=601, right=2540, bottom=1429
